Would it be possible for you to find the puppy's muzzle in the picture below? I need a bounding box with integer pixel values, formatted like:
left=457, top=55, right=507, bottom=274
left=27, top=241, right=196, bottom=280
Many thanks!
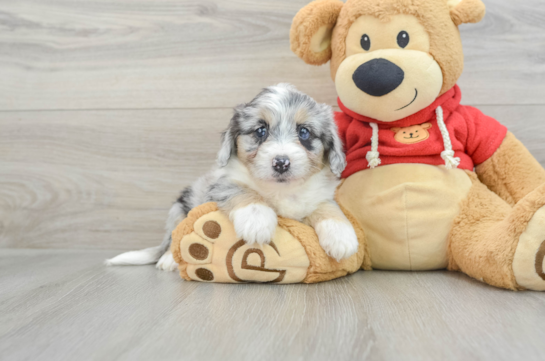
left=272, top=156, right=290, bottom=174
left=352, top=58, right=405, bottom=97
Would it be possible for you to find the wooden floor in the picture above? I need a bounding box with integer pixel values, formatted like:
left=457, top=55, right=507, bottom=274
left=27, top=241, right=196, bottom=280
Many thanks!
left=2, top=0, right=545, bottom=360
left=1, top=249, right=544, bottom=361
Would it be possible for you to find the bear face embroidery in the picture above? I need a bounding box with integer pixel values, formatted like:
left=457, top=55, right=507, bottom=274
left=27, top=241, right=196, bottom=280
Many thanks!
left=391, top=123, right=432, bottom=144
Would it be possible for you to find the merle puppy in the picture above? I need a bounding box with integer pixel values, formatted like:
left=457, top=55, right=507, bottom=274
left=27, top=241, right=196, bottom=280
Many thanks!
left=107, top=84, right=359, bottom=270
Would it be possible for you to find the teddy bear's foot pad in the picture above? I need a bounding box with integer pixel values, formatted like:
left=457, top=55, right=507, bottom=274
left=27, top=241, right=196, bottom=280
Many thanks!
left=177, top=209, right=310, bottom=283
left=513, top=206, right=545, bottom=291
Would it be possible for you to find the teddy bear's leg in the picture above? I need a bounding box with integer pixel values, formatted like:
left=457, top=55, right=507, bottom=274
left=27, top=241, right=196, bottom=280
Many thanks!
left=476, top=132, right=545, bottom=205
left=170, top=202, right=367, bottom=284
left=448, top=173, right=545, bottom=291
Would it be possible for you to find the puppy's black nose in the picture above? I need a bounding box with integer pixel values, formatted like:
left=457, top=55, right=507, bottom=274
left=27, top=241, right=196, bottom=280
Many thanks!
left=352, top=58, right=405, bottom=97
left=272, top=156, right=290, bottom=174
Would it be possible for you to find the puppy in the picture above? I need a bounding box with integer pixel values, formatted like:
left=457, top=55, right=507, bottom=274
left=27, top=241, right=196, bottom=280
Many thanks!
left=106, top=84, right=359, bottom=271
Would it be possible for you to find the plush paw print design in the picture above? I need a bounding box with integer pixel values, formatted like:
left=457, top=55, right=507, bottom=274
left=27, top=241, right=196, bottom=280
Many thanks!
left=513, top=206, right=545, bottom=291
left=173, top=209, right=310, bottom=283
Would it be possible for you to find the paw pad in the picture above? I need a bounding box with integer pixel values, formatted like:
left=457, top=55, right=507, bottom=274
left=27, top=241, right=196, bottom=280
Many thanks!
left=189, top=243, right=209, bottom=260
left=202, top=220, right=221, bottom=239
left=513, top=206, right=545, bottom=291
left=195, top=267, right=214, bottom=281
left=535, top=240, right=545, bottom=281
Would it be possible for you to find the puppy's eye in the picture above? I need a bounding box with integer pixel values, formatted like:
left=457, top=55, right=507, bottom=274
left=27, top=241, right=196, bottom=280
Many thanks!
left=397, top=31, right=409, bottom=48
left=299, top=127, right=310, bottom=140
left=360, top=34, right=371, bottom=51
left=255, top=126, right=267, bottom=138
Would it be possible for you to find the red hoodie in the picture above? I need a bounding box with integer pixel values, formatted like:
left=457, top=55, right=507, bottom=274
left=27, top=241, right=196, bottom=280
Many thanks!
left=335, top=85, right=507, bottom=179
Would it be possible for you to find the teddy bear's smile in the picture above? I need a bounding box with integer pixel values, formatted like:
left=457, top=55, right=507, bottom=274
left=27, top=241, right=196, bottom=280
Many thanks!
left=396, top=88, right=418, bottom=111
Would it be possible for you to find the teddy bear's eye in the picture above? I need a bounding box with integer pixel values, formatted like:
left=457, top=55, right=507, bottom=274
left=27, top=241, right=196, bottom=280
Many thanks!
left=360, top=34, right=371, bottom=51
left=397, top=31, right=410, bottom=48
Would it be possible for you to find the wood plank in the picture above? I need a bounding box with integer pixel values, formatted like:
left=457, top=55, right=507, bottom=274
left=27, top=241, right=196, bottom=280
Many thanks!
left=0, top=108, right=228, bottom=249
left=0, top=0, right=543, bottom=111
left=1, top=105, right=545, bottom=250
left=0, top=249, right=544, bottom=361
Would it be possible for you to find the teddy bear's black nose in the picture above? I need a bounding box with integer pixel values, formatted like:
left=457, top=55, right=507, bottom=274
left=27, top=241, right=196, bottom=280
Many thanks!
left=352, top=58, right=405, bottom=97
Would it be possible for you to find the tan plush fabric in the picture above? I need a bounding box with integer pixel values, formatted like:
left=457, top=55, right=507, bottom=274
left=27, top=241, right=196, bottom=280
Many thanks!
left=476, top=132, right=545, bottom=206
left=330, top=0, right=464, bottom=95
left=334, top=45, right=443, bottom=121
left=450, top=0, right=486, bottom=26
left=171, top=202, right=219, bottom=281
left=291, top=0, right=487, bottom=94
left=448, top=174, right=545, bottom=290
left=513, top=206, right=545, bottom=291
left=171, top=202, right=369, bottom=284
left=338, top=164, right=472, bottom=271
left=290, top=0, right=344, bottom=66
left=279, top=208, right=368, bottom=283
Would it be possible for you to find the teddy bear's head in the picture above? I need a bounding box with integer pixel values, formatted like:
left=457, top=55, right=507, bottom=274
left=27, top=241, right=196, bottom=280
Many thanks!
left=290, top=0, right=485, bottom=122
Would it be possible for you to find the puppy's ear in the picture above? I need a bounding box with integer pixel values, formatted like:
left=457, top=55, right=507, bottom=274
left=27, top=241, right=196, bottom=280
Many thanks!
left=448, top=0, right=486, bottom=26
left=217, top=105, right=243, bottom=167
left=321, top=105, right=346, bottom=177
left=290, top=0, right=344, bottom=66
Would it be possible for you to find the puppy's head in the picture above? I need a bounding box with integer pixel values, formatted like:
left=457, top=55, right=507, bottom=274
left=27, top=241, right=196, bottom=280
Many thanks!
left=217, top=83, right=346, bottom=183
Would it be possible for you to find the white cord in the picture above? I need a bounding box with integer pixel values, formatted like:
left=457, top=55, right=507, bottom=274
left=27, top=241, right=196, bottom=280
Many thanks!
left=436, top=106, right=461, bottom=169
left=365, top=107, right=459, bottom=170
left=366, top=122, right=381, bottom=168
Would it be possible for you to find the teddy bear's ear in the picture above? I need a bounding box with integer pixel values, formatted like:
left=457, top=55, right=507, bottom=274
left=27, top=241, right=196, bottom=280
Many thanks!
left=448, top=0, right=486, bottom=26
left=290, top=0, right=344, bottom=66
left=390, top=128, right=401, bottom=133
left=422, top=123, right=433, bottom=129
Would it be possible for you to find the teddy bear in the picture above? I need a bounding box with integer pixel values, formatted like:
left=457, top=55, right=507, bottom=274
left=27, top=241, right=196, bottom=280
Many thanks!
left=171, top=0, right=545, bottom=291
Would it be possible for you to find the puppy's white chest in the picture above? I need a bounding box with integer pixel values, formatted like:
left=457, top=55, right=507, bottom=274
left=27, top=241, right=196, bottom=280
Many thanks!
left=270, top=192, right=319, bottom=221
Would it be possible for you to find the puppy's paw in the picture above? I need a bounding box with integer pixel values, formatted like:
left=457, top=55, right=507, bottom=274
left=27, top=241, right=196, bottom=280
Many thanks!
left=230, top=204, right=278, bottom=245
left=156, top=250, right=178, bottom=272
left=315, top=219, right=359, bottom=261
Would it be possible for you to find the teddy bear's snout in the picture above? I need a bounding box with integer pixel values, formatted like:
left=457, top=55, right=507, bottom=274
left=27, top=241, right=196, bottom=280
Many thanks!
left=352, top=58, right=405, bottom=97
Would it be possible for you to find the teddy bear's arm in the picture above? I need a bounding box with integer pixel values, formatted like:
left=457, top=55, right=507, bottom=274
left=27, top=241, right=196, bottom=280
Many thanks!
left=475, top=132, right=545, bottom=205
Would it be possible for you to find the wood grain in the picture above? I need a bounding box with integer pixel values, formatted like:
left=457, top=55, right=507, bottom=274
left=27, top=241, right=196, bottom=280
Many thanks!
left=0, top=0, right=544, bottom=111
left=1, top=105, right=544, bottom=250
left=0, top=108, right=227, bottom=249
left=0, top=249, right=544, bottom=361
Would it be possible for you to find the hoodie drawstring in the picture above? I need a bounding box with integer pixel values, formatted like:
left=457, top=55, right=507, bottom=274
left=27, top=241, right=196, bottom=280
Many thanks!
left=435, top=106, right=461, bottom=169
left=365, top=106, right=460, bottom=170
left=366, top=122, right=381, bottom=168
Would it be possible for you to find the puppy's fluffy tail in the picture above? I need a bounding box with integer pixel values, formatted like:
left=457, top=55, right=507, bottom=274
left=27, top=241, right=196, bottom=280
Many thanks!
left=104, top=246, right=165, bottom=266
left=105, top=202, right=185, bottom=267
